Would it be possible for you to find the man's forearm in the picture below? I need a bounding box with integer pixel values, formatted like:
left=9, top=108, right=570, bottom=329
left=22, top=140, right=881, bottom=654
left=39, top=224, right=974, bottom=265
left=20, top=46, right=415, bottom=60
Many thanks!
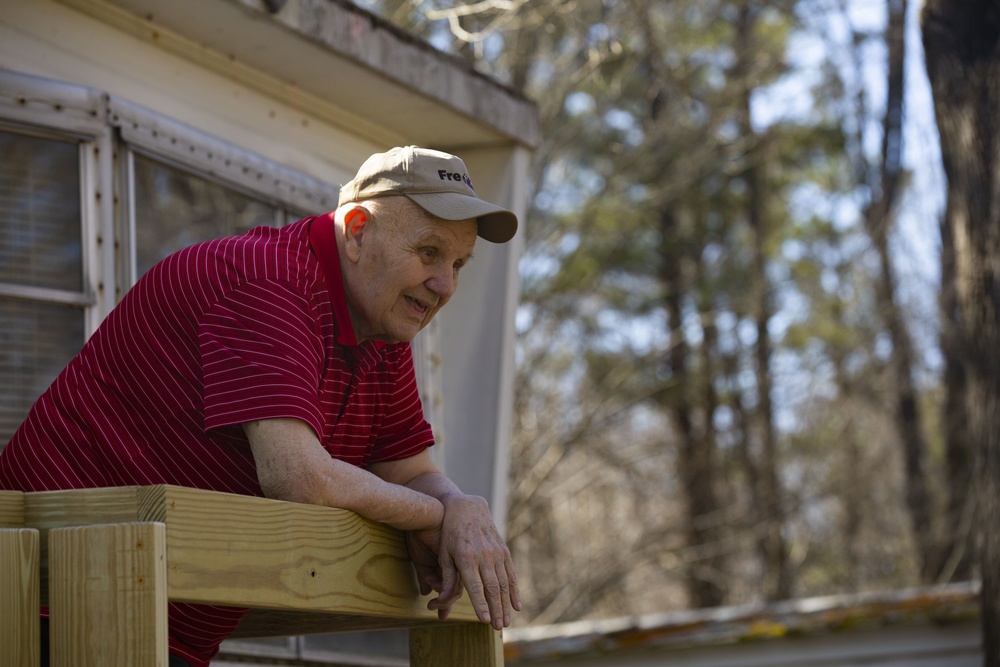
left=245, top=418, right=443, bottom=531
left=405, top=472, right=496, bottom=534
left=403, top=470, right=467, bottom=503
left=320, top=458, right=445, bottom=531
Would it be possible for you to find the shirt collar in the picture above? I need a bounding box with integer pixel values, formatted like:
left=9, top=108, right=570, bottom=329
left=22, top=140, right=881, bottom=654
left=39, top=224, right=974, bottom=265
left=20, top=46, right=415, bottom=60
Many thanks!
left=308, top=212, right=383, bottom=349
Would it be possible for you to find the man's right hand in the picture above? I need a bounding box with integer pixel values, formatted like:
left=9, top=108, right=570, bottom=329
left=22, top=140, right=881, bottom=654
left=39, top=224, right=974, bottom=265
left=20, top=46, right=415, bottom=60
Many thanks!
left=370, top=450, right=522, bottom=629
left=405, top=526, right=463, bottom=617
left=432, top=493, right=520, bottom=629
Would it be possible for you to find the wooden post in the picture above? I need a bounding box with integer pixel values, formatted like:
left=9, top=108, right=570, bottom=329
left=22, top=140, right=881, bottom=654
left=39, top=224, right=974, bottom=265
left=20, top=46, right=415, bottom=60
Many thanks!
left=0, top=527, right=40, bottom=667
left=48, top=522, right=168, bottom=667
left=410, top=624, right=504, bottom=667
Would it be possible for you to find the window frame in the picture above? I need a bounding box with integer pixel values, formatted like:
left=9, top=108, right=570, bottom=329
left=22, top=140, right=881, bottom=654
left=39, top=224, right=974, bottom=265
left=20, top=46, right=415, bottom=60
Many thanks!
left=0, top=71, right=116, bottom=336
left=0, top=123, right=94, bottom=308
left=121, top=146, right=289, bottom=288
left=108, top=95, right=337, bottom=291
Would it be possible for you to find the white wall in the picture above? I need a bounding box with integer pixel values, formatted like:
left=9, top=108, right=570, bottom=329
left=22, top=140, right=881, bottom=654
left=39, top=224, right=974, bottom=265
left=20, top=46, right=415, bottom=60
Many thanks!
left=435, top=146, right=529, bottom=523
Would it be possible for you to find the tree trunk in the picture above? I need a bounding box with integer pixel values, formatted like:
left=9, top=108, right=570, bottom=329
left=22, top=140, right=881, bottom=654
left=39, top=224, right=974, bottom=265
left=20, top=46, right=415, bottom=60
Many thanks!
left=659, top=207, right=726, bottom=608
left=939, top=204, right=976, bottom=582
left=735, top=0, right=791, bottom=602
left=865, top=0, right=940, bottom=582
left=922, top=1, right=1000, bottom=662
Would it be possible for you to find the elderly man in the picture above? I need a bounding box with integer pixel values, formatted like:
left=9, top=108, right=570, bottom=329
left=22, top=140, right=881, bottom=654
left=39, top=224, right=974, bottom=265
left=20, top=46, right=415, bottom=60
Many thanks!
left=0, top=146, right=521, bottom=667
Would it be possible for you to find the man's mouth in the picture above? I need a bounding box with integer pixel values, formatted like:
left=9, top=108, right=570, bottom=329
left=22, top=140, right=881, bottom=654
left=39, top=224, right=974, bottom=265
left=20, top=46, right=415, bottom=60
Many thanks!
left=405, top=295, right=430, bottom=316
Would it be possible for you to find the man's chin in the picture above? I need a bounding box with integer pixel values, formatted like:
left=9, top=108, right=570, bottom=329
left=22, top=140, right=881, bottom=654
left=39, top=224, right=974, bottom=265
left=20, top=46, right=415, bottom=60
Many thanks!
left=373, top=326, right=420, bottom=345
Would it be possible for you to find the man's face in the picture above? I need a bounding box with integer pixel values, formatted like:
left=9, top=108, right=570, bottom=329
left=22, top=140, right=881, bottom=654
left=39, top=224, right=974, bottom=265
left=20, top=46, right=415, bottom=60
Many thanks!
left=345, top=201, right=477, bottom=344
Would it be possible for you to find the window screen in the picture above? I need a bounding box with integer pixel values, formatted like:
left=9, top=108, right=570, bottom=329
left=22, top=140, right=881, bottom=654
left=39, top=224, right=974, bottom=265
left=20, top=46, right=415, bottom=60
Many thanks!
left=132, top=153, right=279, bottom=279
left=0, top=132, right=83, bottom=290
left=0, top=129, right=87, bottom=446
left=0, top=300, right=84, bottom=447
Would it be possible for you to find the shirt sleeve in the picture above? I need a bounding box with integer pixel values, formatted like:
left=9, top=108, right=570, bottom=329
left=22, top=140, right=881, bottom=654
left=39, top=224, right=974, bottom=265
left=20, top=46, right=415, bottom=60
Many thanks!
left=199, top=279, right=326, bottom=438
left=369, top=343, right=435, bottom=463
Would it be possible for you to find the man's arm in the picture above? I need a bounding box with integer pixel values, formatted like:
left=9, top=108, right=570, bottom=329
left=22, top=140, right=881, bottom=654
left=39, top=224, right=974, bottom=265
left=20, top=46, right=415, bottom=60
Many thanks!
left=369, top=451, right=522, bottom=630
left=244, top=418, right=519, bottom=629
left=243, top=418, right=443, bottom=531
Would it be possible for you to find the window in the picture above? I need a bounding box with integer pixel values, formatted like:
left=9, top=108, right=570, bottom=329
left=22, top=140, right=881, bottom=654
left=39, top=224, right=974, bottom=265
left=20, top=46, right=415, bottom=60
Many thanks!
left=109, top=95, right=335, bottom=288
left=0, top=128, right=89, bottom=445
left=130, top=152, right=280, bottom=278
left=0, top=75, right=343, bottom=449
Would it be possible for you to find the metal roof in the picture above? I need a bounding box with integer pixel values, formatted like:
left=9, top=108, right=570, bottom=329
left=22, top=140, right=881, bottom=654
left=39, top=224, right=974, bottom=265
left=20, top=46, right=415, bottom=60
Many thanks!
left=504, top=582, right=980, bottom=663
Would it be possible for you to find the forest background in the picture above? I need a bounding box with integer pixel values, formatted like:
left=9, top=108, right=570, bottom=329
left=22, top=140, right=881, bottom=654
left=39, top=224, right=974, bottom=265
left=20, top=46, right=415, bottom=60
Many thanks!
left=359, top=0, right=999, bottom=652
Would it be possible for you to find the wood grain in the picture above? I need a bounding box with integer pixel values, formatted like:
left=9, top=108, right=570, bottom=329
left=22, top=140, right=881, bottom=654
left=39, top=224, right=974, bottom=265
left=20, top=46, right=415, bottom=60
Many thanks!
left=48, top=522, right=168, bottom=667
left=28, top=485, right=500, bottom=664
left=150, top=486, right=464, bottom=619
left=0, top=527, right=40, bottom=667
left=0, top=489, right=26, bottom=527
left=411, top=624, right=504, bottom=667
left=24, top=486, right=142, bottom=604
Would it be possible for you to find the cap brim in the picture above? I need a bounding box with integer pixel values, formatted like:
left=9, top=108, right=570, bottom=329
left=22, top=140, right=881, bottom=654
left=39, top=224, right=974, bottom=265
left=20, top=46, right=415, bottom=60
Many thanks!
left=407, top=192, right=518, bottom=243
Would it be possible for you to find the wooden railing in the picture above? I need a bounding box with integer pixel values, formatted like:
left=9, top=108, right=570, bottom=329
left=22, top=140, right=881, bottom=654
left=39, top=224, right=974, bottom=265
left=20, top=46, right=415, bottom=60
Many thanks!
left=0, top=485, right=503, bottom=667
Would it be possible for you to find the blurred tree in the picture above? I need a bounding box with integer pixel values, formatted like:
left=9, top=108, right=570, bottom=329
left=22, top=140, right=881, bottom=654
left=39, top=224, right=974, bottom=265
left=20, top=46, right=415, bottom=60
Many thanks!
left=923, top=1, right=1000, bottom=662
left=734, top=0, right=791, bottom=602
left=853, top=0, right=939, bottom=582
left=356, top=0, right=958, bottom=624
left=938, top=198, right=976, bottom=583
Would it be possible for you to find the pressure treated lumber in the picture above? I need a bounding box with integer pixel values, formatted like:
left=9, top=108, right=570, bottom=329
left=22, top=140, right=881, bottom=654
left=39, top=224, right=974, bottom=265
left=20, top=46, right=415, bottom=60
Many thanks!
left=48, top=522, right=168, bottom=667
left=25, top=484, right=501, bottom=665
left=411, top=623, right=505, bottom=666
left=26, top=485, right=478, bottom=622
left=0, top=490, right=40, bottom=667
left=0, top=489, right=25, bottom=527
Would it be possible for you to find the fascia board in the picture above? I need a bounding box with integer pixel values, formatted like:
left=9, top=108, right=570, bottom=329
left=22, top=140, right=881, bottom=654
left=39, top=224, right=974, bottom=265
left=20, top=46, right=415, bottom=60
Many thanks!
left=58, top=0, right=540, bottom=149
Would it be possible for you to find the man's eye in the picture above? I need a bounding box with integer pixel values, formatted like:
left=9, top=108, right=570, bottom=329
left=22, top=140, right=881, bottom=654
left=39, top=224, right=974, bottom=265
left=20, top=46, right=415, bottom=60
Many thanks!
left=421, top=247, right=437, bottom=259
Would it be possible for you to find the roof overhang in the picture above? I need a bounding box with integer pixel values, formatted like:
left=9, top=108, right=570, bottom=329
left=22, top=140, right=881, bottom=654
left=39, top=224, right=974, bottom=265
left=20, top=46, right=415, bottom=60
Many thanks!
left=55, top=0, right=540, bottom=150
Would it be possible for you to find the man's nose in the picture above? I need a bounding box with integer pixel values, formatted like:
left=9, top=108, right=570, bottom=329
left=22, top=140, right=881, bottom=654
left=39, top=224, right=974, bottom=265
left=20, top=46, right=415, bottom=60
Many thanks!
left=427, top=265, right=458, bottom=298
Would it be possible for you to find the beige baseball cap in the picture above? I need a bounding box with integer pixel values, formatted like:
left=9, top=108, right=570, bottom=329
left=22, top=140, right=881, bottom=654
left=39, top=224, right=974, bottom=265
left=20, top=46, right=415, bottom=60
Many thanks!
left=338, top=146, right=518, bottom=243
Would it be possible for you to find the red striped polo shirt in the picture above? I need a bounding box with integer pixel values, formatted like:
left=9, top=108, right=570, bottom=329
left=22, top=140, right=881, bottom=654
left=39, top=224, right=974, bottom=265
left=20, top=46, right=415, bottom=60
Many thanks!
left=0, top=215, right=434, bottom=666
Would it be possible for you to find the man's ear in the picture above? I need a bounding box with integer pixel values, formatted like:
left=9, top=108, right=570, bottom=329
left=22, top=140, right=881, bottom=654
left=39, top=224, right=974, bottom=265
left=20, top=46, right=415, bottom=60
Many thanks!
left=341, top=205, right=370, bottom=263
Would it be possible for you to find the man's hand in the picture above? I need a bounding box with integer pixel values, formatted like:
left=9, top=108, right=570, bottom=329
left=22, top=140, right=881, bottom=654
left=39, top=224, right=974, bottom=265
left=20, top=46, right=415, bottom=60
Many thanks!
left=432, top=494, right=520, bottom=629
left=370, top=452, right=521, bottom=629
left=406, top=526, right=447, bottom=600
